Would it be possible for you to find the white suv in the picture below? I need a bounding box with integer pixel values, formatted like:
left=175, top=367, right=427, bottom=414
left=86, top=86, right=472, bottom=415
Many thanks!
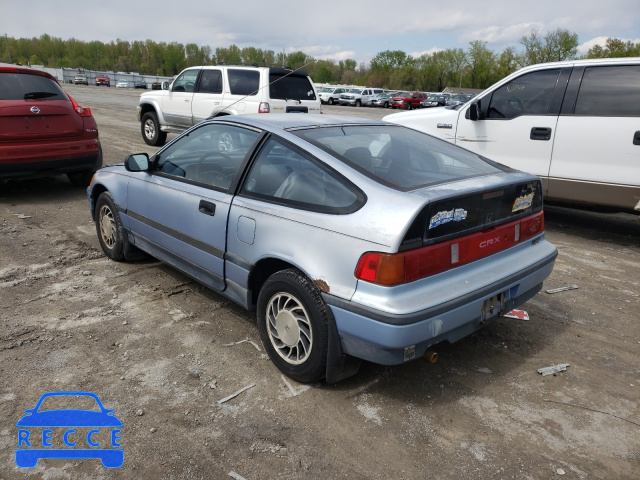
left=385, top=58, right=640, bottom=213
left=138, top=65, right=322, bottom=146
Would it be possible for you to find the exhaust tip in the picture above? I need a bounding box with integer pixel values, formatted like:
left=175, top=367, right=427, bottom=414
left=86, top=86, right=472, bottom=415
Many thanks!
left=424, top=350, right=438, bottom=364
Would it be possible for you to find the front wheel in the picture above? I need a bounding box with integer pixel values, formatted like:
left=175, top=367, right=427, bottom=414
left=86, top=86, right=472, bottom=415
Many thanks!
left=406, top=103, right=412, bottom=110
left=141, top=111, right=167, bottom=146
left=355, top=99, right=361, bottom=107
left=257, top=269, right=329, bottom=383
left=95, top=192, right=125, bottom=261
left=328, top=98, right=334, bottom=105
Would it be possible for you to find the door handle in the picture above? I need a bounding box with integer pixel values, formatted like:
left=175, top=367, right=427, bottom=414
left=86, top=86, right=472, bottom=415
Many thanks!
left=634, top=131, right=640, bottom=146
left=198, top=200, right=216, bottom=216
left=530, top=127, right=552, bottom=141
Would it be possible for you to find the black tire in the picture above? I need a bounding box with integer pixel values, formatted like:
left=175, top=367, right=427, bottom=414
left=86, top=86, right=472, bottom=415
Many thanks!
left=328, top=98, right=334, bottom=105
left=355, top=99, right=361, bottom=107
left=141, top=111, right=167, bottom=146
left=67, top=170, right=95, bottom=187
left=67, top=143, right=103, bottom=187
left=95, top=192, right=125, bottom=261
left=406, top=102, right=412, bottom=110
left=383, top=101, right=389, bottom=108
left=257, top=269, right=329, bottom=383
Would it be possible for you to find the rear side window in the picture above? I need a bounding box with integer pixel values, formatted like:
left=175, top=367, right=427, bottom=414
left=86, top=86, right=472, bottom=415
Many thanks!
left=574, top=65, right=640, bottom=116
left=269, top=74, right=316, bottom=100
left=241, top=137, right=363, bottom=213
left=487, top=69, right=561, bottom=119
left=228, top=69, right=260, bottom=96
left=0, top=73, right=66, bottom=100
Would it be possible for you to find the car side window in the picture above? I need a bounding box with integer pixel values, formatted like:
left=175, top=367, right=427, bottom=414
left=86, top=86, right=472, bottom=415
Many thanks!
left=172, top=69, right=199, bottom=93
left=574, top=65, right=640, bottom=116
left=154, top=123, right=259, bottom=190
left=240, top=137, right=363, bottom=213
left=228, top=69, right=260, bottom=96
left=198, top=69, right=223, bottom=94
left=486, top=69, right=561, bottom=119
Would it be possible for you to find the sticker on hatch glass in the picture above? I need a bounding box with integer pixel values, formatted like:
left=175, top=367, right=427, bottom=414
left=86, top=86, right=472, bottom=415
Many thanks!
left=512, top=193, right=534, bottom=213
left=15, top=391, right=123, bottom=468
left=429, top=208, right=468, bottom=229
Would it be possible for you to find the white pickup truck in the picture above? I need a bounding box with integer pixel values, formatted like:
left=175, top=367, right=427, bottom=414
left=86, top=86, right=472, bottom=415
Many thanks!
left=137, top=65, right=321, bottom=146
left=384, top=58, right=640, bottom=213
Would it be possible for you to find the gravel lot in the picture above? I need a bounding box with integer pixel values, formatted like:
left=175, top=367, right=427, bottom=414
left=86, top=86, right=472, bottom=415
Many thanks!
left=1, top=84, right=639, bottom=479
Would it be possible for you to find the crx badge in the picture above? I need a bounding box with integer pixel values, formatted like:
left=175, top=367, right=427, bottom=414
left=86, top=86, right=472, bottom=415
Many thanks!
left=30, top=106, right=40, bottom=114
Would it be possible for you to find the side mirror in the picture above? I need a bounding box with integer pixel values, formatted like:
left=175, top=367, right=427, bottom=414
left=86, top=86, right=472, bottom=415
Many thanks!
left=469, top=100, right=482, bottom=121
left=125, top=153, right=150, bottom=172
left=162, top=81, right=169, bottom=90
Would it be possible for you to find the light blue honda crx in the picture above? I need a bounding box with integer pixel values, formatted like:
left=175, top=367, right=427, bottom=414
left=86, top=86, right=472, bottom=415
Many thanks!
left=87, top=115, right=557, bottom=383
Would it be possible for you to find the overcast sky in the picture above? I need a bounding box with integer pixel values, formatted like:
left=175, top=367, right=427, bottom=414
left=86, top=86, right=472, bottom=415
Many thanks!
left=3, top=1, right=639, bottom=64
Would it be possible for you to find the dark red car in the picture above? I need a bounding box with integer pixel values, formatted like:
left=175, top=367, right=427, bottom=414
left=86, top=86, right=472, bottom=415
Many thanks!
left=0, top=65, right=102, bottom=186
left=390, top=91, right=427, bottom=110
left=96, top=76, right=111, bottom=87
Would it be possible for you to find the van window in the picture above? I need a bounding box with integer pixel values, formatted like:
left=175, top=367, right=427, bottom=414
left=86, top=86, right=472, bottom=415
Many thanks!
left=574, top=65, right=640, bottom=116
left=487, top=69, right=561, bottom=119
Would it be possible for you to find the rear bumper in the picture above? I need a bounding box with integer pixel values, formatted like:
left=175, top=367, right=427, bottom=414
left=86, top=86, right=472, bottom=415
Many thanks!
left=0, top=139, right=101, bottom=179
left=325, top=238, right=557, bottom=365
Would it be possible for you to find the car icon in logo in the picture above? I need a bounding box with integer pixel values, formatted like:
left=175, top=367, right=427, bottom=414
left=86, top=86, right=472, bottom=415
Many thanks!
left=15, top=391, right=123, bottom=468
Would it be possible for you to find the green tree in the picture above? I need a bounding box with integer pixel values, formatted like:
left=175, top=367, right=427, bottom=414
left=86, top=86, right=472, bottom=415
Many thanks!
left=520, top=28, right=578, bottom=65
left=585, top=38, right=640, bottom=58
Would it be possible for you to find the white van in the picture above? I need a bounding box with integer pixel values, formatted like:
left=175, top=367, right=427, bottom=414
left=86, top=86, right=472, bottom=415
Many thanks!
left=384, top=58, right=640, bottom=213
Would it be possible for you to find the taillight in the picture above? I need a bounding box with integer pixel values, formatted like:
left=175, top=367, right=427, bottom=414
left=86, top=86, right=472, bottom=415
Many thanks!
left=67, top=94, right=92, bottom=117
left=355, top=211, right=545, bottom=286
left=259, top=102, right=270, bottom=113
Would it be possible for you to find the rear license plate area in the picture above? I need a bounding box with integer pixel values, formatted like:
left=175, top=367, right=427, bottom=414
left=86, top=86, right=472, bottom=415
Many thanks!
left=481, top=292, right=505, bottom=322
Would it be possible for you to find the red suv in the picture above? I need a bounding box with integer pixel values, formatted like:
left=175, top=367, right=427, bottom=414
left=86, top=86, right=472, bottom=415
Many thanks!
left=0, top=65, right=102, bottom=186
left=96, top=76, right=110, bottom=87
left=390, top=91, right=427, bottom=110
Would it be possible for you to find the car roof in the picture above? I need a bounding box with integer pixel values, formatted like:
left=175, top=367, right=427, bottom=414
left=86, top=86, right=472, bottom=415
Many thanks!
left=218, top=114, right=387, bottom=132
left=0, top=63, right=58, bottom=82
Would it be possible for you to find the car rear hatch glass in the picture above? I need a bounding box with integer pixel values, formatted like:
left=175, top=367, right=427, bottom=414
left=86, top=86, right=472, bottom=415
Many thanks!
left=401, top=179, right=543, bottom=250
left=269, top=68, right=317, bottom=102
left=0, top=72, right=83, bottom=142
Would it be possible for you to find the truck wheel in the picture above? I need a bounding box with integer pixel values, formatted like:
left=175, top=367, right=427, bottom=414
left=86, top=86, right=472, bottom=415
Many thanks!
left=355, top=99, right=361, bottom=107
left=406, top=103, right=412, bottom=110
left=328, top=98, right=334, bottom=105
left=141, top=111, right=167, bottom=146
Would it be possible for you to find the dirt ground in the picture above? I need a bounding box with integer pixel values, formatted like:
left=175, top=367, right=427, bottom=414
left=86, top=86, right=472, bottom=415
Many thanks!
left=1, top=85, right=639, bottom=479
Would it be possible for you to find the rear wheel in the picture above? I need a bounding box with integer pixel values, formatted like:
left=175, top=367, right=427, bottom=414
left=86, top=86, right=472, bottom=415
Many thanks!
left=141, top=111, right=167, bottom=146
left=257, top=269, right=329, bottom=383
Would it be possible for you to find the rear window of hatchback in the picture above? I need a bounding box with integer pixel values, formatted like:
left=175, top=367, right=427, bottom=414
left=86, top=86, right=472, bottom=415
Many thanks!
left=0, top=72, right=67, bottom=101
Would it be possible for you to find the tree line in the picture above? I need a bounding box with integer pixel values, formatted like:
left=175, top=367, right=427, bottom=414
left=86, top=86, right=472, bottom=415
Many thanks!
left=2, top=30, right=639, bottom=91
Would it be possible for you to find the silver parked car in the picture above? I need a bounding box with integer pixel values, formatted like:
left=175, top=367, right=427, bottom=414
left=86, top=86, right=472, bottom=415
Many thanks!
left=87, top=115, right=557, bottom=383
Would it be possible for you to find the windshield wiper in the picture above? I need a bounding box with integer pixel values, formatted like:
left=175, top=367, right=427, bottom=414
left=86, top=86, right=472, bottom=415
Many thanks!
left=23, top=91, right=58, bottom=99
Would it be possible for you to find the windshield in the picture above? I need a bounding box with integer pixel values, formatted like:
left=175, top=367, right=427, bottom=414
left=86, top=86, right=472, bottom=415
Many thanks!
left=293, top=125, right=505, bottom=191
left=349, top=89, right=363, bottom=93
